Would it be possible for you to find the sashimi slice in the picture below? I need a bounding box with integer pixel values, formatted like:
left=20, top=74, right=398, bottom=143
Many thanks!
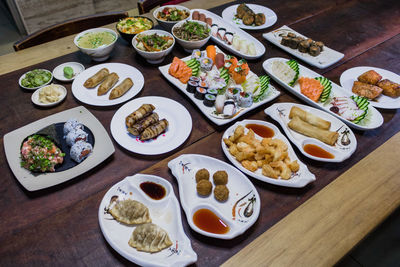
left=298, top=77, right=324, bottom=102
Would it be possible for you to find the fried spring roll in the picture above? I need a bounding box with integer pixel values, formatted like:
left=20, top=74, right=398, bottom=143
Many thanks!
left=377, top=79, right=400, bottom=97
left=289, top=106, right=331, bottom=130
left=352, top=81, right=382, bottom=99
left=109, top=78, right=134, bottom=100
left=357, top=70, right=382, bottom=85
left=126, top=104, right=155, bottom=128
left=140, top=119, right=169, bottom=141
left=97, top=72, right=119, bottom=96
left=127, top=113, right=159, bottom=136
left=288, top=116, right=338, bottom=146
left=84, top=68, right=109, bottom=88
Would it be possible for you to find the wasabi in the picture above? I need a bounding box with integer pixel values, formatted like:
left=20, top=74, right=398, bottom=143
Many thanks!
left=63, top=66, right=74, bottom=79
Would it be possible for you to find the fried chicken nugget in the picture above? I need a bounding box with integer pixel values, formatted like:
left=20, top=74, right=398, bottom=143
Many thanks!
left=288, top=160, right=300, bottom=172
left=223, top=138, right=233, bottom=147
left=229, top=125, right=245, bottom=142
left=262, top=164, right=279, bottom=179
left=242, top=160, right=258, bottom=172
left=229, top=143, right=239, bottom=157
left=270, top=161, right=292, bottom=180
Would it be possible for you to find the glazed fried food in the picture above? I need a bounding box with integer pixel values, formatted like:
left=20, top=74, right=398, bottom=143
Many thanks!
left=352, top=81, right=383, bottom=99
left=126, top=104, right=155, bottom=128
left=140, top=119, right=169, bottom=141
left=109, top=78, right=134, bottom=100
left=224, top=125, right=299, bottom=180
left=254, top=13, right=266, bottom=26
left=377, top=79, right=400, bottom=97
left=213, top=170, right=228, bottom=185
left=214, top=185, right=229, bottom=202
left=98, top=72, right=119, bottom=96
left=195, top=168, right=210, bottom=182
left=197, top=180, right=212, bottom=196
left=242, top=14, right=255, bottom=25
left=289, top=106, right=331, bottom=130
left=357, top=70, right=382, bottom=85
left=127, top=113, right=159, bottom=136
left=84, top=68, right=109, bottom=88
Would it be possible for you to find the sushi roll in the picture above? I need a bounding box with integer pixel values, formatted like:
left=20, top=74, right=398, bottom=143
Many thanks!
left=189, top=76, right=200, bottom=83
left=314, top=41, right=324, bottom=51
left=215, top=94, right=226, bottom=114
left=187, top=80, right=198, bottom=93
left=194, top=87, right=207, bottom=100
left=70, top=140, right=92, bottom=163
left=63, top=119, right=83, bottom=135
left=224, top=32, right=234, bottom=45
left=207, top=88, right=218, bottom=96
left=289, top=37, right=303, bottom=49
left=287, top=32, right=296, bottom=38
left=211, top=24, right=219, bottom=37
left=298, top=40, right=310, bottom=53
left=238, top=92, right=253, bottom=107
left=281, top=36, right=291, bottom=47
left=199, top=80, right=208, bottom=89
left=226, top=87, right=241, bottom=101
left=223, top=100, right=236, bottom=117
left=217, top=27, right=226, bottom=41
left=200, top=57, right=213, bottom=71
left=203, top=94, right=216, bottom=107
left=309, top=45, right=321, bottom=56
left=191, top=49, right=204, bottom=59
left=66, top=128, right=88, bottom=147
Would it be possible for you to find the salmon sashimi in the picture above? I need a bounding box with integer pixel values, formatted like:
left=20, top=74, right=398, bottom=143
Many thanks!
left=168, top=57, right=192, bottom=84
left=299, top=77, right=324, bottom=102
left=168, top=57, right=180, bottom=76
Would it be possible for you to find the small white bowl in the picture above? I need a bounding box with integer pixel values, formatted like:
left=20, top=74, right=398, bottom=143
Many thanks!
left=52, top=62, right=85, bottom=82
left=172, top=20, right=211, bottom=52
left=31, top=84, right=67, bottom=107
left=74, top=28, right=118, bottom=62
left=132, top=29, right=175, bottom=64
left=19, top=69, right=53, bottom=91
left=153, top=5, right=191, bottom=32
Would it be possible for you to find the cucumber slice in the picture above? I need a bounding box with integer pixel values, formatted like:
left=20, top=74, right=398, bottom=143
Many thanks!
left=219, top=67, right=230, bottom=84
left=350, top=95, right=370, bottom=124
left=286, top=59, right=299, bottom=86
left=253, top=75, right=270, bottom=102
left=315, top=77, right=332, bottom=103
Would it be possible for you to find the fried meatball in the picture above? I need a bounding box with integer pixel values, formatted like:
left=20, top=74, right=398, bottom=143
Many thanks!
left=254, top=13, right=266, bottom=26
left=242, top=14, right=255, bottom=25
left=214, top=185, right=229, bottom=202
left=213, top=170, right=228, bottom=185
left=195, top=168, right=210, bottom=183
left=196, top=180, right=212, bottom=196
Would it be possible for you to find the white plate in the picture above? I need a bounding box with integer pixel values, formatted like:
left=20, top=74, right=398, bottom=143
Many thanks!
left=263, top=57, right=384, bottom=131
left=53, top=62, right=85, bottom=82
left=263, top=25, right=344, bottom=69
left=19, top=69, right=53, bottom=90
left=221, top=4, right=277, bottom=30
left=31, top=84, right=67, bottom=107
left=340, top=66, right=400, bottom=109
left=110, top=96, right=192, bottom=155
left=191, top=9, right=266, bottom=59
left=98, top=174, right=197, bottom=267
left=221, top=120, right=316, bottom=188
left=265, top=103, right=357, bottom=162
left=159, top=49, right=280, bottom=126
left=72, top=63, right=144, bottom=106
left=168, top=154, right=261, bottom=239
left=3, top=106, right=115, bottom=191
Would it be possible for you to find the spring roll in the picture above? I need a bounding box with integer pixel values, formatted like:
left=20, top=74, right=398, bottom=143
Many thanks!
left=97, top=72, right=119, bottom=96
left=127, top=113, right=159, bottom=136
left=288, top=116, right=339, bottom=146
left=289, top=106, right=331, bottom=130
left=126, top=104, right=155, bottom=128
left=140, top=119, right=169, bottom=141
left=109, top=78, right=133, bottom=100
left=83, top=68, right=109, bottom=88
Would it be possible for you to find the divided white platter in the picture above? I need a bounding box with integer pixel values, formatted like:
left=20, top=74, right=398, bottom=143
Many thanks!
left=221, top=4, right=277, bottom=30
left=263, top=25, right=344, bottom=69
left=340, top=66, right=400, bottom=109
left=53, top=62, right=85, bottom=82
left=72, top=63, right=144, bottom=106
left=190, top=9, right=266, bottom=59
left=98, top=174, right=197, bottom=267
left=265, top=103, right=357, bottom=162
left=110, top=96, right=192, bottom=155
left=3, top=106, right=115, bottom=191
left=31, top=84, right=67, bottom=107
left=19, top=69, right=53, bottom=90
left=221, top=120, right=316, bottom=188
left=263, top=57, right=384, bottom=131
left=168, top=154, right=261, bottom=239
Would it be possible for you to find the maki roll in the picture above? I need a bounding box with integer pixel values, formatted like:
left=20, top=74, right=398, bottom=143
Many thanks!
left=207, top=88, right=218, bottom=96
left=226, top=87, right=242, bottom=101
left=314, top=41, right=324, bottom=51
left=70, top=140, right=92, bottom=163
left=298, top=40, right=310, bottom=53
left=238, top=92, right=253, bottom=107
left=203, top=94, right=216, bottom=107
left=194, top=87, right=207, bottom=100
left=199, top=80, right=208, bottom=89
left=189, top=76, right=200, bottom=83
left=211, top=24, right=219, bottom=37
left=191, top=49, right=204, bottom=59
left=287, top=32, right=296, bottom=38
left=289, top=37, right=303, bottom=49
left=63, top=119, right=83, bottom=135
left=187, top=80, right=198, bottom=93
left=200, top=57, right=213, bottom=71
left=66, top=128, right=88, bottom=147
left=281, top=36, right=291, bottom=47
left=224, top=32, right=234, bottom=45
left=309, top=45, right=321, bottom=56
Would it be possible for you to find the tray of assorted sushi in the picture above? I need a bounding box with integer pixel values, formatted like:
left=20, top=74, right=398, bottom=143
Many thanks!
left=190, top=9, right=265, bottom=59
left=3, top=106, right=115, bottom=191
left=159, top=45, right=280, bottom=126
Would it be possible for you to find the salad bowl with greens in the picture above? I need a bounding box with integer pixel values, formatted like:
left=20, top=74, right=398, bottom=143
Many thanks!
left=172, top=20, right=211, bottom=52
left=19, top=69, right=53, bottom=90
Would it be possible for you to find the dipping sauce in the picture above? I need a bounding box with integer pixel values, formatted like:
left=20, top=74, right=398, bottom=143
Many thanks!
left=77, top=31, right=116, bottom=49
left=303, top=144, right=335, bottom=159
left=140, top=181, right=166, bottom=200
left=193, top=208, right=230, bottom=234
left=245, top=124, right=274, bottom=138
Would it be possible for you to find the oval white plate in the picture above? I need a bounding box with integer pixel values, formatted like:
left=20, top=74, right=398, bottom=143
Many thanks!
left=191, top=9, right=266, bottom=59
left=19, top=69, right=53, bottom=90
left=168, top=154, right=261, bottom=239
left=222, top=120, right=315, bottom=188
left=98, top=174, right=197, bottom=267
left=263, top=57, right=384, bottom=131
left=110, top=96, right=192, bottom=155
left=221, top=4, right=277, bottom=30
left=265, top=103, right=357, bottom=162
left=340, top=66, right=400, bottom=109
left=53, top=62, right=85, bottom=82
left=31, top=84, right=67, bottom=107
left=72, top=63, right=144, bottom=106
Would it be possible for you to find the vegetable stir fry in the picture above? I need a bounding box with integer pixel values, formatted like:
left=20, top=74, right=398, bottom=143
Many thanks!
left=136, top=34, right=174, bottom=52
left=157, top=7, right=190, bottom=21
left=21, top=69, right=52, bottom=88
left=117, top=17, right=153, bottom=34
left=173, top=21, right=210, bottom=41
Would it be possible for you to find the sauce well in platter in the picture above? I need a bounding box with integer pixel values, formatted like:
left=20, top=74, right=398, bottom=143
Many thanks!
left=193, top=208, right=230, bottom=234
left=303, top=144, right=335, bottom=159
left=140, top=181, right=166, bottom=200
left=245, top=124, right=275, bottom=138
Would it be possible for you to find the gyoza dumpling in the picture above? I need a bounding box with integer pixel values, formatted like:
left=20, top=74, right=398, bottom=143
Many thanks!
left=109, top=199, right=151, bottom=225
left=128, top=223, right=173, bottom=253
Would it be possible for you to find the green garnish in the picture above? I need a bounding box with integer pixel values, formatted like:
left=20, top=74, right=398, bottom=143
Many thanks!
left=21, top=69, right=52, bottom=88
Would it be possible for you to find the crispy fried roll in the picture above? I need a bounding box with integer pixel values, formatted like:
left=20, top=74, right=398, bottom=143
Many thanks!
left=109, top=78, right=134, bottom=100
left=83, top=68, right=109, bottom=88
left=126, top=104, right=155, bottom=128
left=289, top=106, right=331, bottom=130
left=97, top=72, right=119, bottom=96
left=140, top=119, right=169, bottom=141
left=127, top=113, right=159, bottom=136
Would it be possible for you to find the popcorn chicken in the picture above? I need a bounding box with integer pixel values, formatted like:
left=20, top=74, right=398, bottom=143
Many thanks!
left=242, top=160, right=258, bottom=172
left=262, top=164, right=279, bottom=179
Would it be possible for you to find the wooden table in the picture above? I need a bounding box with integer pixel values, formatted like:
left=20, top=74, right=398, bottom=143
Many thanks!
left=1, top=0, right=399, bottom=266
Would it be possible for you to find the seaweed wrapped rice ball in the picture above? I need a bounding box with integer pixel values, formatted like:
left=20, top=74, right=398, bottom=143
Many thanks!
left=70, top=140, right=92, bottom=163
left=63, top=119, right=83, bottom=135
left=66, top=128, right=88, bottom=146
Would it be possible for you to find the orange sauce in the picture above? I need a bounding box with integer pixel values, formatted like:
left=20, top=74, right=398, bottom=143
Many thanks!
left=245, top=124, right=274, bottom=138
left=193, top=209, right=230, bottom=234
left=303, top=144, right=335, bottom=159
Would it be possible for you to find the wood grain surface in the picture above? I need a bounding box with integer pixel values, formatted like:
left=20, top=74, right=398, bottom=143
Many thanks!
left=0, top=0, right=399, bottom=266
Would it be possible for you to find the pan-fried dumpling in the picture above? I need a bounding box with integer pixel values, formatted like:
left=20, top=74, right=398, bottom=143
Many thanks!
left=109, top=199, right=151, bottom=225
left=128, top=223, right=173, bottom=253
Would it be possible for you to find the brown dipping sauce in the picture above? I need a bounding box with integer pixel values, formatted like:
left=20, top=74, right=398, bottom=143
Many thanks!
left=193, top=209, right=230, bottom=234
left=303, top=144, right=335, bottom=159
left=140, top=181, right=166, bottom=200
left=245, top=124, right=274, bottom=138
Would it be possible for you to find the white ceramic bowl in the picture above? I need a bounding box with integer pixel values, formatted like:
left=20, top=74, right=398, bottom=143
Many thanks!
left=172, top=20, right=211, bottom=52
left=19, top=69, right=53, bottom=90
left=153, top=5, right=191, bottom=32
left=132, top=29, right=175, bottom=64
left=74, top=28, right=118, bottom=61
left=31, top=84, right=67, bottom=107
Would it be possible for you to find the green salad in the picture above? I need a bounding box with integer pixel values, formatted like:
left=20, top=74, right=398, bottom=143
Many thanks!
left=21, top=69, right=52, bottom=88
left=173, top=21, right=210, bottom=41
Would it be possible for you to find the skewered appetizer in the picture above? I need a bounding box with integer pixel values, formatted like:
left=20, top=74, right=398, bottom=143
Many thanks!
left=351, top=69, right=400, bottom=99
